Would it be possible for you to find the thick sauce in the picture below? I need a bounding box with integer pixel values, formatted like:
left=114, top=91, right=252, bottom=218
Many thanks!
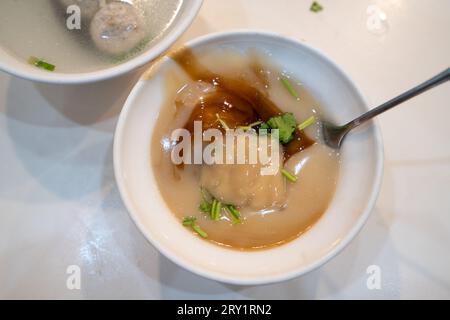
left=172, top=49, right=314, bottom=160
left=151, top=47, right=340, bottom=249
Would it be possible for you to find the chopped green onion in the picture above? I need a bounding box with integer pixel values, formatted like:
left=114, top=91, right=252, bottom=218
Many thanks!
left=282, top=169, right=298, bottom=183
left=210, top=199, right=217, bottom=219
left=199, top=201, right=211, bottom=213
left=298, top=115, right=316, bottom=131
left=229, top=214, right=241, bottom=225
left=215, top=200, right=222, bottom=220
left=192, top=224, right=208, bottom=238
left=199, top=188, right=212, bottom=213
left=210, top=199, right=222, bottom=221
left=281, top=76, right=299, bottom=99
left=200, top=188, right=222, bottom=220
left=182, top=216, right=196, bottom=226
left=199, top=188, right=241, bottom=224
left=225, top=205, right=241, bottom=224
left=310, top=1, right=323, bottom=12
left=238, top=121, right=263, bottom=132
left=216, top=113, right=230, bottom=130
left=182, top=216, right=208, bottom=238
left=37, top=61, right=56, bottom=71
left=28, top=56, right=55, bottom=71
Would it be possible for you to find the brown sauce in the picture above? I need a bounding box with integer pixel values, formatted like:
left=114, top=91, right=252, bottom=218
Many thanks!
left=171, top=48, right=314, bottom=160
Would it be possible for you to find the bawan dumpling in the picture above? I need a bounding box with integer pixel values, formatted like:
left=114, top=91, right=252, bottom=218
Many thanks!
left=200, top=132, right=287, bottom=211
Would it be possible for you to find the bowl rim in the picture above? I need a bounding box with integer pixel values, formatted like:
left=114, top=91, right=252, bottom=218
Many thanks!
left=0, top=0, right=203, bottom=84
left=113, top=30, right=384, bottom=285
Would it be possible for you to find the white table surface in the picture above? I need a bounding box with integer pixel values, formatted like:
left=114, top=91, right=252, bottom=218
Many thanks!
left=1, top=0, right=449, bottom=300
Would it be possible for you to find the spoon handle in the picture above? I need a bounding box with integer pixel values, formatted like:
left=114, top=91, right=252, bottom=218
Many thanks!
left=345, top=67, right=450, bottom=130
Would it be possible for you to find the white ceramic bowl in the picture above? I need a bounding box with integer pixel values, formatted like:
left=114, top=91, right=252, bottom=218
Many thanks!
left=0, top=0, right=203, bottom=84
left=114, top=31, right=384, bottom=285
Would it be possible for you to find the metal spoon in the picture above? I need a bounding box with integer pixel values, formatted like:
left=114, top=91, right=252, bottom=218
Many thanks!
left=322, top=68, right=450, bottom=149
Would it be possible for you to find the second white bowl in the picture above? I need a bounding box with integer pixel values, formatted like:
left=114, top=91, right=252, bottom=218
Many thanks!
left=0, top=0, right=203, bottom=84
